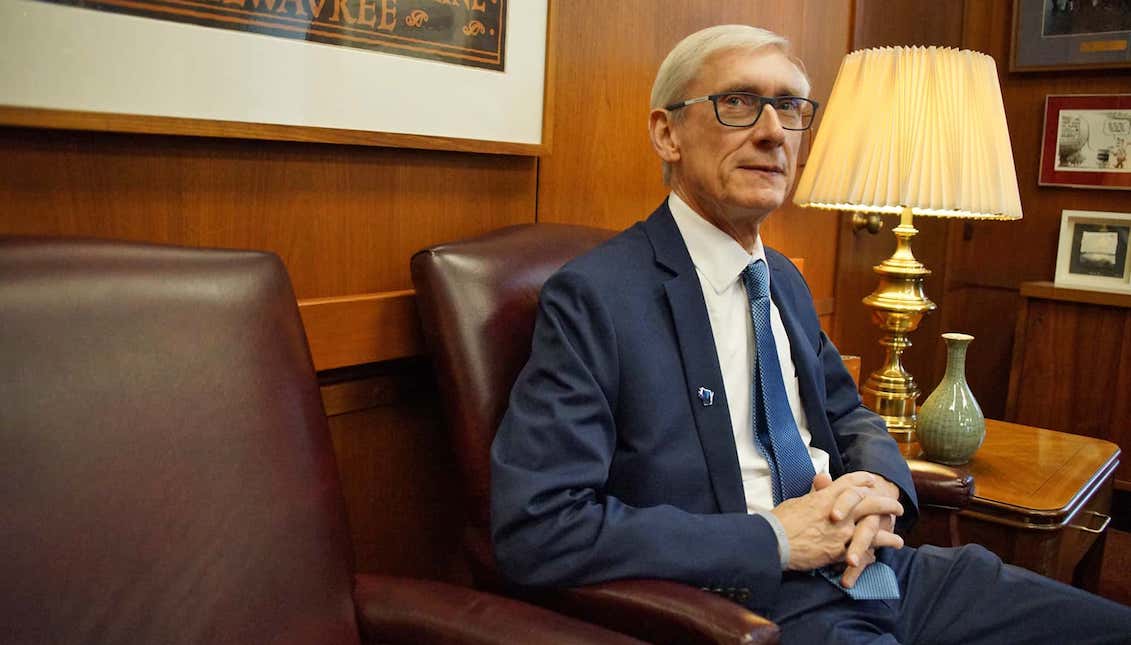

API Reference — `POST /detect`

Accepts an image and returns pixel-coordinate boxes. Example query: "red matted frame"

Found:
[1039,94,1131,191]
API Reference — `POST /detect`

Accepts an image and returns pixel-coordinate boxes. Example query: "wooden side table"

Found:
[903,419,1119,591]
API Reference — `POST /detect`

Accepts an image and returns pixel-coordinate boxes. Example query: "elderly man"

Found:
[490,24,1131,643]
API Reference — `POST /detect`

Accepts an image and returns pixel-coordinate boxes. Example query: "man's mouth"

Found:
[739,164,784,174]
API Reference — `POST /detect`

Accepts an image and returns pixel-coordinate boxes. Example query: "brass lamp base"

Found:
[860,207,936,442]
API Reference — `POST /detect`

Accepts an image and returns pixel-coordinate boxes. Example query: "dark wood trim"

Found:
[540,0,558,154]
[300,290,834,375]
[298,290,424,371]
[1004,293,1030,420]
[0,106,545,156]
[1020,281,1131,309]
[961,459,1119,530]
[321,373,405,417]
[319,358,433,417]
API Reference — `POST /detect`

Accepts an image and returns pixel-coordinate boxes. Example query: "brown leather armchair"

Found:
[0,237,640,645]
[411,223,975,645]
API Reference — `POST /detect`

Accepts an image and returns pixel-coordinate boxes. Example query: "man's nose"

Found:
[750,105,787,146]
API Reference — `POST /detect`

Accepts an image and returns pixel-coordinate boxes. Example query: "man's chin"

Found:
[729,190,786,214]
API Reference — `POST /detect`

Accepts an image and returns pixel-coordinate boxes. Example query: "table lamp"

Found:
[793,46,1022,441]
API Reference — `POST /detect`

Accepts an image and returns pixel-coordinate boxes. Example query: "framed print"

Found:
[0,0,550,154]
[1039,95,1131,190]
[1012,0,1131,72]
[1055,210,1131,293]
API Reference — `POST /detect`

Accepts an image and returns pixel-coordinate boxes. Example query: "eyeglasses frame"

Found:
[664,92,820,131]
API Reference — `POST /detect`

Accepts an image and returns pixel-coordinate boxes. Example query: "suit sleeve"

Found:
[490,269,784,608]
[818,330,920,529]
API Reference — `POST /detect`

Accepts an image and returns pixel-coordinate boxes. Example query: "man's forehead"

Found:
[696,47,810,96]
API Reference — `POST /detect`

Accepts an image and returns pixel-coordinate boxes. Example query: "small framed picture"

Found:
[1012,0,1131,72]
[1055,210,1131,293]
[1039,95,1131,190]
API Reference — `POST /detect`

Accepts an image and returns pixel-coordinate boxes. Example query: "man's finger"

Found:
[872,530,905,550]
[840,550,876,588]
[829,486,867,522]
[847,495,904,522]
[829,471,876,490]
[845,518,879,567]
[811,472,834,491]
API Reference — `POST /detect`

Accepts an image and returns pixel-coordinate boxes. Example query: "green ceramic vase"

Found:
[918,332,985,465]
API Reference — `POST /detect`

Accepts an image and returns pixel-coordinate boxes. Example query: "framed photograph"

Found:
[1055,210,1131,293]
[1039,94,1131,190]
[0,0,550,154]
[1012,0,1131,72]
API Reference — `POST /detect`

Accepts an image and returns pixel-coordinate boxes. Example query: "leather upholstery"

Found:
[354,574,641,644]
[412,223,618,585]
[412,223,977,643]
[906,459,975,509]
[0,237,639,645]
[413,224,780,644]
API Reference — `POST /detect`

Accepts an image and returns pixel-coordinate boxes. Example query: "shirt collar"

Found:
[667,192,768,295]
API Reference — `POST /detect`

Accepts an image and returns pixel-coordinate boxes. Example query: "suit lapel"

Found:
[645,204,747,514]
[768,259,838,459]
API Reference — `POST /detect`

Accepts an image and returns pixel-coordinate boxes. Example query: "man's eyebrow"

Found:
[716,84,806,97]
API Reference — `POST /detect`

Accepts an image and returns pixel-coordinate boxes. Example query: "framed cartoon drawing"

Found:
[1039,95,1131,190]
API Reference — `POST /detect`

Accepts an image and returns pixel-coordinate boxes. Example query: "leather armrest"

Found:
[530,579,779,645]
[908,458,975,509]
[353,574,643,644]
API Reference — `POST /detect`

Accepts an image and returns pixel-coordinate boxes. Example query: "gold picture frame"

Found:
[0,0,553,155]
[1012,0,1131,72]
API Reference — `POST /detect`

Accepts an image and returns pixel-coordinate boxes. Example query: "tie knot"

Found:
[743,259,770,300]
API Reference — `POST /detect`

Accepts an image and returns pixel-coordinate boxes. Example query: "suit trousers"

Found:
[767,544,1131,644]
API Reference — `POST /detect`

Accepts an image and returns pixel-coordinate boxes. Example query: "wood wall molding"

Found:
[0,106,546,157]
[299,290,424,371]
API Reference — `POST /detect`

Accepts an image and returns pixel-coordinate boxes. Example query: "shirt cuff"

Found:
[755,511,790,570]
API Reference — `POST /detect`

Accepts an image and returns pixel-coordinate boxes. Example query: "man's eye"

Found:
[720,94,756,108]
[775,98,802,113]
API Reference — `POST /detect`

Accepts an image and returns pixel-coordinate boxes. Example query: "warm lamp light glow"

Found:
[794,46,1022,220]
[793,45,1022,441]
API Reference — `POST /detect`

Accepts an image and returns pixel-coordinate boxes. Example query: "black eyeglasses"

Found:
[664,92,819,131]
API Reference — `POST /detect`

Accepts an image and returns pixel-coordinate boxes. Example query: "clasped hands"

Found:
[770,471,904,588]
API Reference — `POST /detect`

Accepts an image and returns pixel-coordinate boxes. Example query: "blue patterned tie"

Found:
[742,260,900,601]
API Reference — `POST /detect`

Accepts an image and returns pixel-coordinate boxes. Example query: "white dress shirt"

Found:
[668,192,831,515]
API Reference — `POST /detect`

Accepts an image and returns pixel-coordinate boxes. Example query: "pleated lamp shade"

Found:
[794,46,1022,220]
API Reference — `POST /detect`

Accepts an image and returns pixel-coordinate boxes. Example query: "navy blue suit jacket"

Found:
[491,202,918,613]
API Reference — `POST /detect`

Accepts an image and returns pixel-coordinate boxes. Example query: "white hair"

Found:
[650,25,808,184]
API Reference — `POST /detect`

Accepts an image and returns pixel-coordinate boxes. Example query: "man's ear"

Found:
[648,109,681,163]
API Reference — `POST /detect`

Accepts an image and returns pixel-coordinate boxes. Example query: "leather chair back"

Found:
[0,238,359,644]
[411,224,616,587]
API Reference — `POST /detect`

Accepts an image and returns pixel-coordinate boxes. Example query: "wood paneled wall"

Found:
[0,2,855,579]
[540,0,852,325]
[952,0,1131,419]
